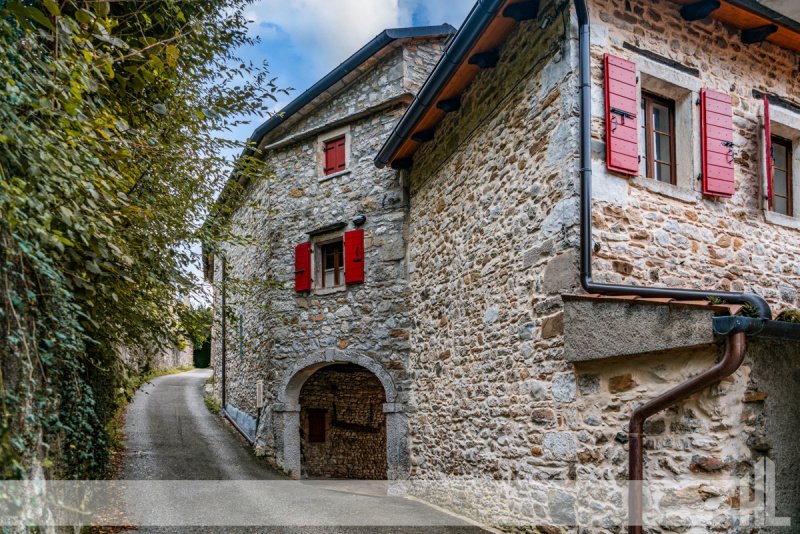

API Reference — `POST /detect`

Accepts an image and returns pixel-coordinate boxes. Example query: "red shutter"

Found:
[763,95,773,209]
[604,54,639,175]
[701,89,735,197]
[343,229,364,284]
[294,241,312,291]
[324,136,346,175]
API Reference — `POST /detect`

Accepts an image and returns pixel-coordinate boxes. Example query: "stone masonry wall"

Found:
[405,0,581,484]
[401,0,800,530]
[589,0,800,314]
[209,38,448,472]
[299,364,387,479]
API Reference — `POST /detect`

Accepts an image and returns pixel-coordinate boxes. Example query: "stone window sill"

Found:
[764,210,800,230]
[318,169,351,183]
[630,176,700,203]
[312,285,347,296]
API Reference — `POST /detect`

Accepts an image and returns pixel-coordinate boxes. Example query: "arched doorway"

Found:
[299,363,387,479]
[272,352,407,480]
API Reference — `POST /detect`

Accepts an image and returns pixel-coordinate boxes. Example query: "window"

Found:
[323,136,346,176]
[318,239,344,288]
[772,136,793,216]
[640,92,677,184]
[307,409,327,443]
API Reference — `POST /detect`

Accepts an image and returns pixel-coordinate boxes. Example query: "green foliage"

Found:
[776,309,800,324]
[0,0,281,478]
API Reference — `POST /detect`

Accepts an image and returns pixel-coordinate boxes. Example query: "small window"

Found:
[307,409,326,443]
[323,136,346,176]
[318,239,344,289]
[640,93,677,184]
[772,136,793,217]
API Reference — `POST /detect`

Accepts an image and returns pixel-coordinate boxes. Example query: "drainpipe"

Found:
[572,0,771,320]
[627,332,746,533]
[220,257,227,409]
[571,1,764,530]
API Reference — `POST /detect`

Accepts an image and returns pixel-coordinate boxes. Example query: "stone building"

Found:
[205,25,455,480]
[207,0,800,530]
[373,0,800,530]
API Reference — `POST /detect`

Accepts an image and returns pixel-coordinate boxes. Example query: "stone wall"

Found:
[208,37,448,474]
[588,0,800,314]
[405,1,580,482]
[400,0,800,529]
[299,364,387,479]
[118,341,193,374]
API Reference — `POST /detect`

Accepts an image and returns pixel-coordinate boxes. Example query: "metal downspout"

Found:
[571,1,761,530]
[627,332,747,533]
[220,258,227,409]
[572,0,771,320]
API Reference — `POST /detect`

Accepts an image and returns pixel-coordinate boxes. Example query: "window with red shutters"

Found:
[700,89,735,197]
[294,241,312,292]
[323,136,346,176]
[343,229,364,284]
[604,54,639,175]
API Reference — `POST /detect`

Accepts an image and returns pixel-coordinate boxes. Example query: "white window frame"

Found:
[761,104,800,228]
[310,231,347,295]
[632,56,703,202]
[316,125,351,181]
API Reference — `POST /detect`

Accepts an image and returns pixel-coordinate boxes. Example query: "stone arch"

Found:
[272,351,407,479]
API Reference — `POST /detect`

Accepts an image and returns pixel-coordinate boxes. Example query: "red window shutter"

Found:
[604,53,639,175]
[701,88,735,197]
[294,241,312,292]
[324,136,346,175]
[343,229,364,284]
[763,95,773,209]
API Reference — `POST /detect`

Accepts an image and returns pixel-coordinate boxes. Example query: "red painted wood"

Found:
[604,53,639,175]
[343,229,364,284]
[324,136,346,175]
[701,88,735,197]
[764,95,773,208]
[294,241,312,292]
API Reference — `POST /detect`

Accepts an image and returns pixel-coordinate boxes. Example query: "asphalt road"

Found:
[121,368,486,533]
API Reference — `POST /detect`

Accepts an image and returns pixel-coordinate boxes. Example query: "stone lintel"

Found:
[272,402,300,413]
[563,298,718,362]
[383,402,405,413]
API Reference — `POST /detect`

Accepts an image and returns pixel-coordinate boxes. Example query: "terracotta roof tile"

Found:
[561,293,743,316]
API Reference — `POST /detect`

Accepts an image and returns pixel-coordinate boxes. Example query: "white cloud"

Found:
[398,0,475,28]
[246,0,401,73]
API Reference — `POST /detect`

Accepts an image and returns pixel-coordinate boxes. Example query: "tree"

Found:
[0,0,282,478]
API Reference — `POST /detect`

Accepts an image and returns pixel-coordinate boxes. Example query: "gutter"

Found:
[374,0,507,168]
[627,331,747,533]
[245,24,456,162]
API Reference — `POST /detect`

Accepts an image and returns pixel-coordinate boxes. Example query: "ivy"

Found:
[0,0,282,479]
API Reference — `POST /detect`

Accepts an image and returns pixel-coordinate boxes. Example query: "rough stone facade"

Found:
[399,0,800,530]
[299,364,387,479]
[209,35,449,479]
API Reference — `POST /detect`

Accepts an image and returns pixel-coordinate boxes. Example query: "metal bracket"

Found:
[610,107,635,131]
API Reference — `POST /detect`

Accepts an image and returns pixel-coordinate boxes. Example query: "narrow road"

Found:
[122,369,485,533]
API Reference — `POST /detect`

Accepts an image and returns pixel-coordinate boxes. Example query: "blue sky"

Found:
[224,0,476,154]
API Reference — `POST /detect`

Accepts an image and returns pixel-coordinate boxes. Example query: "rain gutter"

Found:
[374,0,507,168]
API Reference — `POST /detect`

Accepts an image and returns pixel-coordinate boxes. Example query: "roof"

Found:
[375,0,800,169]
[241,24,456,159]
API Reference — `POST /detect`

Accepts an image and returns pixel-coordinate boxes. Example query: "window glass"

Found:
[320,240,344,288]
[771,136,792,217]
[641,93,676,184]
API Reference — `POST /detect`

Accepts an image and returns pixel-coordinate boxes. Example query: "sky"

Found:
[224,0,476,154]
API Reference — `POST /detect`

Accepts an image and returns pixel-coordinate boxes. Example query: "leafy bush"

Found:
[1,0,280,478]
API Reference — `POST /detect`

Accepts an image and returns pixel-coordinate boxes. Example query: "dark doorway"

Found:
[298,363,387,479]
